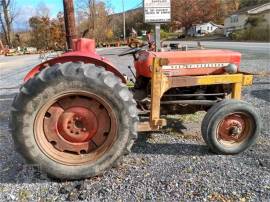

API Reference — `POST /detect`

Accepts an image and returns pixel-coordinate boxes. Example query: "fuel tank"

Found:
[134,50,241,78]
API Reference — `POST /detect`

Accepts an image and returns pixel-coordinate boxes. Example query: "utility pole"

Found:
[122,0,126,41]
[155,24,161,52]
[63,0,77,50]
[92,0,96,32]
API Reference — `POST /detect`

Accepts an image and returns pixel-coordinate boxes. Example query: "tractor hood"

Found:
[135,50,242,78]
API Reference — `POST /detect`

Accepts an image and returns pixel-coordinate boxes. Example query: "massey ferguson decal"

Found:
[162,63,230,69]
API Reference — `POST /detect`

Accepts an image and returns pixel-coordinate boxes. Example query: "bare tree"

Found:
[77,0,113,42]
[0,0,17,47]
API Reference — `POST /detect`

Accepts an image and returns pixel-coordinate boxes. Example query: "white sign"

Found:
[144,0,171,23]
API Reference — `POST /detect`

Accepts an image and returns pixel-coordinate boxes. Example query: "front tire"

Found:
[10,62,138,179]
[201,100,260,154]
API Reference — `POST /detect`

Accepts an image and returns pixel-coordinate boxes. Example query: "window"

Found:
[230,15,239,23]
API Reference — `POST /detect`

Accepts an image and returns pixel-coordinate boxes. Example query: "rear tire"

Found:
[10,62,138,180]
[201,100,260,154]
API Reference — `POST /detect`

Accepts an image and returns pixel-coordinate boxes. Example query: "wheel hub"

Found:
[217,113,250,144]
[57,107,98,143]
[40,95,114,157]
[229,125,242,136]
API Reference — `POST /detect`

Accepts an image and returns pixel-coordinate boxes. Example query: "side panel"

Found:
[135,50,242,78]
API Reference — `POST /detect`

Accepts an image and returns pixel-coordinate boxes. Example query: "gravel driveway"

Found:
[0,44,269,201]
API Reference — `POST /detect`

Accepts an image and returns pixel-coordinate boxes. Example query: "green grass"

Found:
[166,111,205,124]
[127,81,135,88]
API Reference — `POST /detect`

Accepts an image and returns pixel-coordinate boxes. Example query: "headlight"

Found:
[225,64,238,74]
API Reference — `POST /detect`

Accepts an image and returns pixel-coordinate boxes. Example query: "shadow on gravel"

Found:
[250,89,270,102]
[164,118,187,134]
[132,133,210,156]
[253,81,270,85]
[0,93,18,100]
[100,53,119,56]
[0,93,17,122]
[0,86,20,91]
[238,144,270,170]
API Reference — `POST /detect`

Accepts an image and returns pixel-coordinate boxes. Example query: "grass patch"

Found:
[167,111,205,124]
[127,81,134,88]
[162,112,205,141]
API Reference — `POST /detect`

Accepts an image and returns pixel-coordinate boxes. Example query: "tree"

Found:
[240,0,270,8]
[124,8,152,36]
[0,0,17,47]
[50,12,66,50]
[171,0,220,33]
[214,0,240,24]
[77,0,112,43]
[29,15,50,49]
[109,8,152,39]
[29,9,66,50]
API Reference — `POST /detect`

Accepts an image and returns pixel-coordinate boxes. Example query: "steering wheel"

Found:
[118,47,142,57]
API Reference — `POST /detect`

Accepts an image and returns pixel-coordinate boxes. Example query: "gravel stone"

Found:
[58,184,74,195]
[66,191,78,201]
[78,191,88,201]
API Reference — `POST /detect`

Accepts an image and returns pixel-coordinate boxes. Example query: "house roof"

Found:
[231,2,270,15]
[192,21,224,28]
[211,22,224,28]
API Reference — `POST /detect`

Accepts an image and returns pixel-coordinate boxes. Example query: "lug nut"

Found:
[82,128,87,132]
[230,126,241,136]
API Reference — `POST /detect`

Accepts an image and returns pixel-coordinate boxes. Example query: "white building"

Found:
[187,22,223,37]
[224,3,270,36]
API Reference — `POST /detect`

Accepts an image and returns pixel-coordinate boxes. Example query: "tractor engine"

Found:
[134,49,242,115]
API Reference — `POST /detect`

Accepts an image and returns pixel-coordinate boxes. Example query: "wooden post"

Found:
[150,58,169,128]
[232,82,242,100]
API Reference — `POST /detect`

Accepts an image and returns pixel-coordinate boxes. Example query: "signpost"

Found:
[144,0,171,51]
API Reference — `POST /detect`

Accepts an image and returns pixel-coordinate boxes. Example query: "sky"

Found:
[14,0,141,30]
[16,0,142,17]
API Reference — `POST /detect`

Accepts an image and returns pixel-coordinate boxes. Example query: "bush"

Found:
[246,16,265,27]
[160,30,170,40]
[160,30,179,40]
[231,26,270,42]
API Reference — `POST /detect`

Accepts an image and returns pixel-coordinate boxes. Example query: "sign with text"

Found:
[144,0,171,23]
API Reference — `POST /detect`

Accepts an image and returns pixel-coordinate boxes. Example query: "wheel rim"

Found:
[217,112,253,147]
[34,90,118,166]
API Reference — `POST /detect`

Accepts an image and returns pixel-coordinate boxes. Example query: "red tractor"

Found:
[10,38,260,179]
